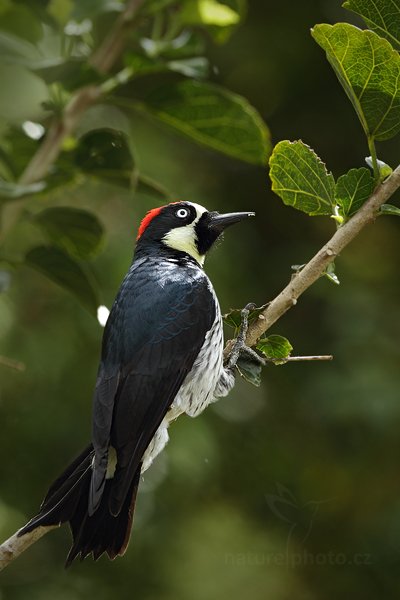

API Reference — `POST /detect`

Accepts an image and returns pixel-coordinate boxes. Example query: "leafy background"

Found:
[1,0,400,599]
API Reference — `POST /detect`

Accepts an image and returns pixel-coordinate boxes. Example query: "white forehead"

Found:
[185,202,208,219]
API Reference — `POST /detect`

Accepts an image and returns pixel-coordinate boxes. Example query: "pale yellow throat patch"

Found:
[162,222,205,266]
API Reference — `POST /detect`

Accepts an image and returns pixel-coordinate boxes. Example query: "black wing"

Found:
[90,257,216,516]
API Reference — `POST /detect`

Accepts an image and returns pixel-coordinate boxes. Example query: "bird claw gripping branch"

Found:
[226,303,266,371]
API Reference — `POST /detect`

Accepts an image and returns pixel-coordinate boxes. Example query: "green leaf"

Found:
[335,167,375,217]
[236,354,262,386]
[74,128,134,187]
[0,25,70,71]
[179,0,245,43]
[124,51,164,72]
[76,104,131,139]
[143,0,178,13]
[135,174,172,201]
[137,30,207,61]
[223,310,243,330]
[343,0,400,50]
[142,80,271,165]
[324,261,340,285]
[312,23,400,141]
[25,246,98,314]
[257,335,293,363]
[0,3,43,44]
[70,0,124,21]
[0,64,49,124]
[34,207,105,260]
[269,140,335,215]
[47,0,74,27]
[0,179,46,201]
[129,45,209,78]
[181,0,240,26]
[380,203,400,216]
[0,30,37,66]
[167,57,209,79]
[223,304,268,332]
[365,155,393,179]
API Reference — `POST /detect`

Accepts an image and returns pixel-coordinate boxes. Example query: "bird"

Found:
[19,201,255,565]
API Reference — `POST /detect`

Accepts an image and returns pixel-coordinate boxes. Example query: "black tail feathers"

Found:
[18,445,141,566]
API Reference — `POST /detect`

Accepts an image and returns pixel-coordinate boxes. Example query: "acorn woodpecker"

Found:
[19,201,254,565]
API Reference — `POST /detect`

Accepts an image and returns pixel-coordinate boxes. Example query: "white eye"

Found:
[176,208,189,219]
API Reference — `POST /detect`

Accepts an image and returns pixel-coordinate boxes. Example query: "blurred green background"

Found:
[1,0,400,599]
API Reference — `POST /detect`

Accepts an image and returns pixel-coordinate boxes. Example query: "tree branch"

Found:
[19,0,145,186]
[19,86,101,186]
[89,0,146,74]
[0,0,145,244]
[224,164,400,357]
[266,355,333,363]
[0,526,57,572]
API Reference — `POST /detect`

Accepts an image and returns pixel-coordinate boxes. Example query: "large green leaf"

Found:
[135,174,173,202]
[269,140,335,215]
[312,23,400,141]
[236,354,262,386]
[0,30,38,66]
[25,246,99,314]
[34,207,105,260]
[335,167,375,217]
[0,25,66,71]
[0,64,49,124]
[142,80,271,165]
[344,0,400,50]
[74,129,135,187]
[0,3,43,44]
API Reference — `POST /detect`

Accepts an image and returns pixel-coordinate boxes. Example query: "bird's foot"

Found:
[226,303,266,370]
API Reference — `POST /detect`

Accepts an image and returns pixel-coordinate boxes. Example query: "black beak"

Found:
[208,211,255,233]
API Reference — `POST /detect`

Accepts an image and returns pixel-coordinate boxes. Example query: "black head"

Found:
[136,201,254,264]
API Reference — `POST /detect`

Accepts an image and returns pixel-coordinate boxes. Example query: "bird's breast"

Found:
[171,307,224,419]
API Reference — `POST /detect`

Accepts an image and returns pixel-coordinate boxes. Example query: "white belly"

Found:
[141,315,224,472]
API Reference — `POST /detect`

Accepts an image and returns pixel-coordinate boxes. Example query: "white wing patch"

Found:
[162,202,207,266]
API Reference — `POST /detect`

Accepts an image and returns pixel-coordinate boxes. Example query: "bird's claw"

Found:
[226,303,265,370]
[238,345,266,366]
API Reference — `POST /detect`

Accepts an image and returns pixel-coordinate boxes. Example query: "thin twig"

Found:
[242,165,400,348]
[268,355,333,363]
[224,165,400,357]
